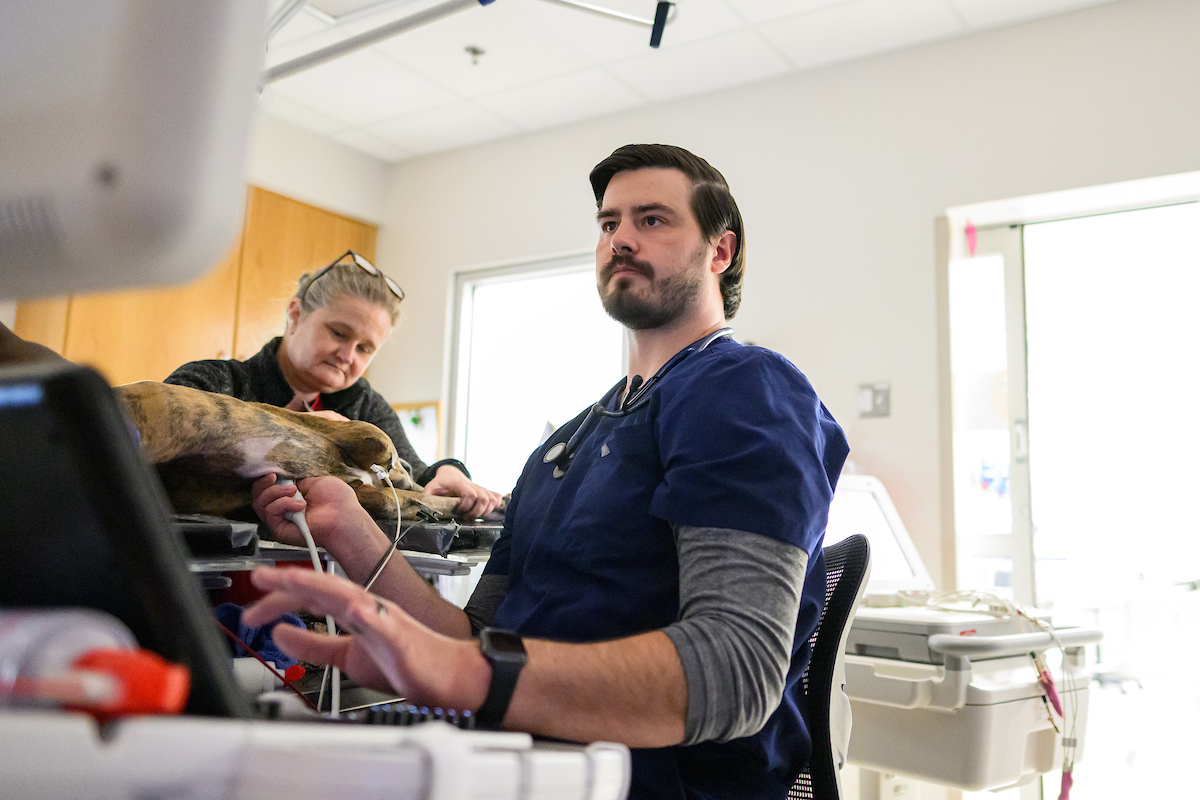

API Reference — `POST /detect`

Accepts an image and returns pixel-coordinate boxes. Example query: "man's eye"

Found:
[644,216,661,226]
[601,220,617,232]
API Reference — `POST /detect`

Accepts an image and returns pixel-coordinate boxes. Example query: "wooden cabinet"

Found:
[57,236,243,386]
[12,186,377,385]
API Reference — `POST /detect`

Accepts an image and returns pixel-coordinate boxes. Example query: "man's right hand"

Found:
[250,472,474,640]
[251,473,367,551]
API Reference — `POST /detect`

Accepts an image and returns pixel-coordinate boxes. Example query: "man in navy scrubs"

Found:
[247,144,850,800]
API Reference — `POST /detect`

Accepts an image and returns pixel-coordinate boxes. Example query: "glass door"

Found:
[950,202,1200,798]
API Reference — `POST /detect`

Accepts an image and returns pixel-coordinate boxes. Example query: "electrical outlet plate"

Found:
[857,382,891,418]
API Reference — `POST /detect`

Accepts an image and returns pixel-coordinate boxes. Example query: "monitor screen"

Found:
[824,474,933,592]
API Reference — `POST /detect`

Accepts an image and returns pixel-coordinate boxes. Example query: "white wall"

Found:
[368,0,1200,584]
[247,113,389,224]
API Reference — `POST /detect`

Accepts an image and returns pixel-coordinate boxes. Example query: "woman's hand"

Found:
[251,473,370,550]
[306,409,350,422]
[284,392,349,422]
[243,566,489,707]
[423,466,504,520]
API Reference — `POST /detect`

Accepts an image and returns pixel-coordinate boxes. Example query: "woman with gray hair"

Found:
[167,250,502,520]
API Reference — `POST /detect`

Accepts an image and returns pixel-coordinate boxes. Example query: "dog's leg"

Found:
[352,482,460,520]
[258,407,415,490]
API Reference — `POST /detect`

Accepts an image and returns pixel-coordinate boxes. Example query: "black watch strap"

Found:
[475,628,526,729]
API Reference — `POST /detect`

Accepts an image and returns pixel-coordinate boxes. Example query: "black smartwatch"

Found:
[475,628,526,729]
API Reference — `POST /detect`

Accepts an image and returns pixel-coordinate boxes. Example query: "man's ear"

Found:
[710,230,736,275]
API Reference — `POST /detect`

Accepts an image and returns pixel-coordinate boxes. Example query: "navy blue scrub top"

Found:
[487,336,849,800]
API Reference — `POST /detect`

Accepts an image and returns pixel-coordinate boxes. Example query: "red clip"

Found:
[69,648,191,722]
[1057,769,1073,800]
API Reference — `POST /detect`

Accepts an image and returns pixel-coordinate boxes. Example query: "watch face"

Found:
[483,628,526,657]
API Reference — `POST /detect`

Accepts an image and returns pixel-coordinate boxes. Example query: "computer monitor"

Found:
[0,362,252,718]
[824,473,934,594]
[0,0,266,300]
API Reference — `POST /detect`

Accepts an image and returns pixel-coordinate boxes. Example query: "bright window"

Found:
[449,258,625,495]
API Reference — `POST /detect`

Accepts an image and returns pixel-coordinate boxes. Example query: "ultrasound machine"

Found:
[0,3,628,798]
[824,475,1101,795]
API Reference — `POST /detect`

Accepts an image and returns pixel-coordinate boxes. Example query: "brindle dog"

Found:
[115,381,459,521]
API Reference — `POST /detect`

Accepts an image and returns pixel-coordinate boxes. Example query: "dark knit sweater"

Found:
[165,338,455,484]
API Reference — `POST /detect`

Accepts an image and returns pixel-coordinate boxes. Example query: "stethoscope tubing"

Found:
[543,327,733,477]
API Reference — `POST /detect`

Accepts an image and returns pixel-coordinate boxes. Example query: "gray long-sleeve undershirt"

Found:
[462,525,807,745]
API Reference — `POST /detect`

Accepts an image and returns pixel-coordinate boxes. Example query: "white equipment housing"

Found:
[0,710,630,800]
[824,474,1101,792]
[0,0,266,300]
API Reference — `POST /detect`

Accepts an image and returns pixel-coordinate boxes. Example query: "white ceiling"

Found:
[263,0,1122,163]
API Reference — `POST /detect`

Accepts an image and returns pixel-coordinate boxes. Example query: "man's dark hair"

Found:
[589,144,746,319]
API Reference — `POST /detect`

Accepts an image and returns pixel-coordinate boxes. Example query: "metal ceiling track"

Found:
[263,0,677,84]
[537,0,677,31]
[264,0,485,83]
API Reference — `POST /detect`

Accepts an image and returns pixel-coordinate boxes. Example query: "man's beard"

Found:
[598,246,706,330]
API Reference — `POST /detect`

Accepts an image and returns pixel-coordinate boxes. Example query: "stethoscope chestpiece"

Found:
[543,441,569,478]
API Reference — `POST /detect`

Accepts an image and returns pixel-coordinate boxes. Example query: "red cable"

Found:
[214,620,319,713]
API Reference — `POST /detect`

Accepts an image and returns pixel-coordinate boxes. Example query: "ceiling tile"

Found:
[262,0,1126,160]
[332,127,414,162]
[373,1,594,97]
[760,0,965,71]
[270,48,458,126]
[729,0,856,25]
[950,0,1119,29]
[269,8,334,48]
[364,101,522,155]
[267,16,351,67]
[477,68,647,131]
[520,0,747,63]
[605,28,792,102]
[262,92,349,136]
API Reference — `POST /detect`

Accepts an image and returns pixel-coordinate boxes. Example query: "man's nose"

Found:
[609,220,636,253]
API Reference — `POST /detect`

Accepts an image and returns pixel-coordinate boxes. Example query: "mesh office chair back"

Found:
[789,533,871,800]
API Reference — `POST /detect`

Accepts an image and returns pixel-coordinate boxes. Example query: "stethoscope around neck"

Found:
[543,327,733,478]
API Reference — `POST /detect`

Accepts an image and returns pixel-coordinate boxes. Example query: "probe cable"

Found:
[275,478,341,716]
[275,468,434,716]
[363,463,450,592]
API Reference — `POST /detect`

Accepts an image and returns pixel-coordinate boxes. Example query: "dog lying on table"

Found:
[115,381,460,521]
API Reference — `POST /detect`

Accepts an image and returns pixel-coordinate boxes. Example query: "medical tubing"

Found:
[364,465,409,592]
[275,478,339,716]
